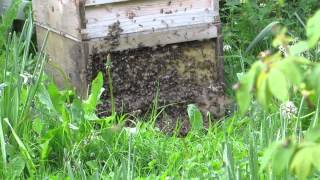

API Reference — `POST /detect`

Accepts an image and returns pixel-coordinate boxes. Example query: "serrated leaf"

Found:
[187,104,203,132]
[268,68,289,102]
[306,10,320,47]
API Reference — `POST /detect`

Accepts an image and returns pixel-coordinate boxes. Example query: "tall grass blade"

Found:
[19,30,49,126]
[312,97,320,128]
[67,161,75,180]
[0,0,22,48]
[0,117,6,169]
[248,134,258,180]
[245,21,279,53]
[4,118,35,175]
[223,142,236,180]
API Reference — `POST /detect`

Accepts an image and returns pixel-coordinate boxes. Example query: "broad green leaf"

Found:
[271,143,295,175]
[236,62,261,114]
[32,118,43,135]
[289,41,309,55]
[268,68,289,102]
[83,72,104,120]
[86,160,99,171]
[260,143,278,172]
[309,65,320,95]
[7,156,25,178]
[37,85,55,112]
[305,128,320,142]
[187,104,204,132]
[290,146,315,179]
[277,57,302,86]
[47,82,66,114]
[306,10,320,47]
[4,118,35,174]
[257,72,269,108]
[311,145,320,171]
[40,128,61,161]
[236,87,251,115]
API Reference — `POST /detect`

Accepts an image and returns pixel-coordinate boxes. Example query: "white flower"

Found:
[223,44,232,52]
[125,127,138,135]
[20,72,33,84]
[0,83,6,95]
[280,101,297,119]
[278,45,288,57]
[69,123,79,130]
[90,152,95,158]
[292,37,300,44]
[259,3,266,7]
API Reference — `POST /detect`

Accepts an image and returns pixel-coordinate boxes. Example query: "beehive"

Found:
[32,0,225,123]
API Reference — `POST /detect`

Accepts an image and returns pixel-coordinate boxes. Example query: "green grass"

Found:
[0,0,320,179]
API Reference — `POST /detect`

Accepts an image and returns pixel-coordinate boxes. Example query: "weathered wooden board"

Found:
[36,26,88,96]
[88,23,218,52]
[32,0,82,40]
[83,0,218,38]
[86,0,129,6]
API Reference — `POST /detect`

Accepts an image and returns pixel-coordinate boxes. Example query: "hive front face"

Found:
[83,0,225,125]
[33,0,225,127]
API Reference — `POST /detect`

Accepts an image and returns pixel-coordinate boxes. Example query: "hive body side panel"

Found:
[32,0,82,40]
[82,0,220,48]
[36,26,88,96]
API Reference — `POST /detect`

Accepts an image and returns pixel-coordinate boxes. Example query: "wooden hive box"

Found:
[33,0,225,125]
